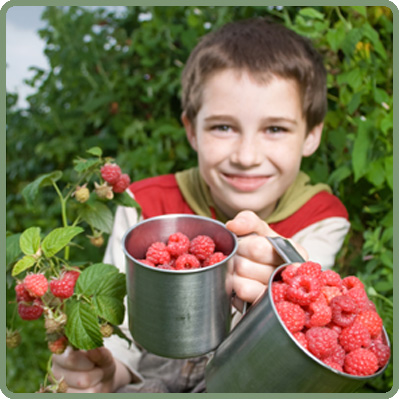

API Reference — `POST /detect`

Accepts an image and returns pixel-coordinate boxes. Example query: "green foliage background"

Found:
[6,6,393,393]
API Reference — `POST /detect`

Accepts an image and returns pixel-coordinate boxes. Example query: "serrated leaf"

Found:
[6,233,22,268]
[86,146,102,157]
[21,171,63,207]
[12,255,37,276]
[65,299,104,350]
[76,263,126,325]
[93,274,126,325]
[79,202,114,234]
[42,226,84,258]
[75,263,119,295]
[19,227,41,256]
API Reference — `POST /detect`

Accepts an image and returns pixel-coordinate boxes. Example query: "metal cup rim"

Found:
[122,213,238,274]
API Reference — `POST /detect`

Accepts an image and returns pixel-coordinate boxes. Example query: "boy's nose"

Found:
[230,135,263,168]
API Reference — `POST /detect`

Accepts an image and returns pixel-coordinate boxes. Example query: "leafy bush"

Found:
[6,6,393,393]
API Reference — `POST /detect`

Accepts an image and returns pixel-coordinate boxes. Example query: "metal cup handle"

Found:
[238,235,305,315]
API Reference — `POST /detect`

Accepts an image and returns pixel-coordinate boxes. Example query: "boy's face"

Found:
[182,69,323,220]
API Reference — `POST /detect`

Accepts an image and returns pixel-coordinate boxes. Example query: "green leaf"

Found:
[298,7,324,20]
[6,233,22,268]
[19,227,41,256]
[114,192,142,218]
[93,273,126,325]
[42,226,84,258]
[79,201,114,234]
[73,158,100,173]
[75,263,119,295]
[21,171,63,207]
[12,255,37,276]
[385,156,393,190]
[351,6,367,17]
[352,121,371,181]
[326,22,346,51]
[365,159,385,187]
[65,299,104,350]
[86,146,103,157]
[76,263,126,325]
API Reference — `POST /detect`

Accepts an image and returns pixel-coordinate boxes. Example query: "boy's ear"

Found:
[181,112,198,151]
[302,123,324,157]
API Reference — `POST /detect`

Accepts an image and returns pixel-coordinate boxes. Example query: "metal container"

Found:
[205,263,391,393]
[123,214,238,359]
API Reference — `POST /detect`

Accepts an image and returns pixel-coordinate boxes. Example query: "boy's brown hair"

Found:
[181,17,327,132]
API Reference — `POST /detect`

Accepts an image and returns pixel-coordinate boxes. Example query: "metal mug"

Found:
[205,261,391,393]
[123,214,238,359]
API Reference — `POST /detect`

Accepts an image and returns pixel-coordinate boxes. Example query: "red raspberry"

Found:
[203,252,227,267]
[369,340,390,368]
[324,343,346,367]
[146,242,171,265]
[189,235,215,261]
[63,269,81,284]
[112,173,131,193]
[330,295,358,327]
[305,327,339,359]
[101,163,121,184]
[355,310,383,338]
[167,232,190,257]
[15,283,35,302]
[308,300,332,327]
[48,336,68,354]
[293,331,308,350]
[296,261,322,280]
[175,254,201,270]
[50,277,76,299]
[326,322,342,336]
[321,286,341,304]
[275,301,306,333]
[339,322,371,352]
[18,299,43,320]
[342,275,364,291]
[320,269,342,287]
[344,348,379,376]
[281,264,298,284]
[24,273,48,298]
[323,358,343,372]
[271,281,288,303]
[285,274,321,306]
[346,287,369,311]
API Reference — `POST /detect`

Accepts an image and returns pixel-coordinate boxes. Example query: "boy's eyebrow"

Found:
[204,115,298,126]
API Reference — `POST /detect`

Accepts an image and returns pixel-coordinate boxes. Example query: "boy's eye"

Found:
[267,126,287,133]
[212,124,231,132]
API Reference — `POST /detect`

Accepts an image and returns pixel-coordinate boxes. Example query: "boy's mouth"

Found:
[221,173,270,192]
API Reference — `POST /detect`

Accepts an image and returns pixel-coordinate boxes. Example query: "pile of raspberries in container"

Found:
[138,232,227,270]
[272,261,390,377]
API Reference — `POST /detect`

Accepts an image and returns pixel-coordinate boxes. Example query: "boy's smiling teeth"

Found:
[221,173,270,192]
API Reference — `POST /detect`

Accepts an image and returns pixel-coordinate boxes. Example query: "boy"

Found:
[52,17,350,393]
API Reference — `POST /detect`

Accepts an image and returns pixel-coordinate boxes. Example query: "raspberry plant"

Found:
[7,146,141,392]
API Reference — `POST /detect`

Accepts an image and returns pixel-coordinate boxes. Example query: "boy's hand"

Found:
[52,346,131,393]
[226,211,308,309]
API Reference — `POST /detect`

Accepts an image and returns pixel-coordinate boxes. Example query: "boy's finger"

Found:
[226,210,277,237]
[233,255,275,284]
[52,347,95,371]
[86,347,114,368]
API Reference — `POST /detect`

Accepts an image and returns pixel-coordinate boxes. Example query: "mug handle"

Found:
[239,235,305,315]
